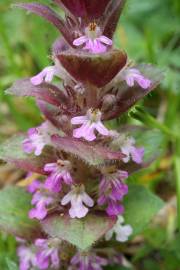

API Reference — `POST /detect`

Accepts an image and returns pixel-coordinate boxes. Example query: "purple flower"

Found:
[106,200,124,216]
[61,185,94,218]
[35,238,61,270]
[27,179,42,193]
[70,252,108,270]
[29,191,54,220]
[31,65,57,86]
[71,109,109,141]
[17,245,37,270]
[121,68,151,89]
[98,170,128,216]
[23,121,58,156]
[30,60,73,86]
[73,22,112,54]
[105,216,133,242]
[120,137,144,164]
[44,160,73,193]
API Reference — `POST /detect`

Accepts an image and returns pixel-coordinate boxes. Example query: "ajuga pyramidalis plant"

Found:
[1,1,164,269]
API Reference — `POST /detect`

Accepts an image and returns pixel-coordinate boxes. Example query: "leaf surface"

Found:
[0,186,40,239]
[124,184,164,235]
[52,135,125,166]
[42,213,116,250]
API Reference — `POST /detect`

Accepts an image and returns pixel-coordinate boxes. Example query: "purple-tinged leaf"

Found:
[37,100,62,128]
[57,49,127,87]
[52,135,125,166]
[54,0,111,19]
[14,3,73,46]
[102,0,127,38]
[0,186,41,240]
[37,100,72,135]
[103,64,164,120]
[0,135,57,174]
[42,213,116,250]
[6,79,68,107]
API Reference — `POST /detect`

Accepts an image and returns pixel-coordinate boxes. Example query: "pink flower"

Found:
[120,137,144,164]
[29,191,54,220]
[69,252,108,270]
[71,109,109,141]
[44,160,73,193]
[61,185,94,218]
[30,60,73,86]
[27,179,42,193]
[73,22,112,54]
[105,216,133,242]
[122,68,151,89]
[35,238,61,270]
[23,121,58,156]
[17,245,37,270]
[30,66,57,86]
[106,201,124,216]
[98,170,128,217]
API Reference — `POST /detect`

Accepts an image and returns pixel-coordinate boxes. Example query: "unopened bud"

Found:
[102,94,116,111]
[74,83,85,95]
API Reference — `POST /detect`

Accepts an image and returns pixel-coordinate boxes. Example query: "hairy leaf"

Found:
[124,184,164,235]
[14,3,73,45]
[0,186,40,239]
[37,100,62,128]
[42,213,116,250]
[102,0,127,38]
[6,79,68,107]
[55,0,110,19]
[57,49,127,87]
[0,135,56,174]
[52,135,125,166]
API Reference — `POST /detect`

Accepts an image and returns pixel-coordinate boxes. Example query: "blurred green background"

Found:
[0,0,180,269]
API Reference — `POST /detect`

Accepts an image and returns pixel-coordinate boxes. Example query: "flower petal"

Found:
[95,122,109,136]
[98,35,113,45]
[61,192,72,205]
[71,116,88,125]
[82,192,94,207]
[73,36,88,46]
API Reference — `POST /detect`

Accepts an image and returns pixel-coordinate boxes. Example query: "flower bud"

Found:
[102,94,116,112]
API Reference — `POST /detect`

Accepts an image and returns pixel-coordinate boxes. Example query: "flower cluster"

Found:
[7,0,162,269]
[17,238,61,270]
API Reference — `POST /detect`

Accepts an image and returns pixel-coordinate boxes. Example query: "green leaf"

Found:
[0,134,56,174]
[0,186,40,239]
[5,258,18,270]
[133,128,165,164]
[105,267,132,270]
[42,213,116,250]
[124,184,164,235]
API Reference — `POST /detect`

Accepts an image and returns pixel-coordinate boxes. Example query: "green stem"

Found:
[175,139,180,231]
[130,107,180,140]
